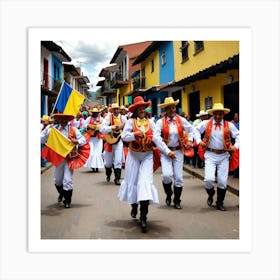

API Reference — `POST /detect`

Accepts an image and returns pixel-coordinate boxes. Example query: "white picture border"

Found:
[1,0,279,279]
[28,27,252,253]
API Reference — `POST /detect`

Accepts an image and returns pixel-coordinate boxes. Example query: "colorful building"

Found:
[130,40,239,121]
[41,41,91,116]
[108,41,152,106]
[173,41,239,121]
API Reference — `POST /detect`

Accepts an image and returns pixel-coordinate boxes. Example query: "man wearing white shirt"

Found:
[195,103,240,211]
[153,97,200,209]
[100,103,127,185]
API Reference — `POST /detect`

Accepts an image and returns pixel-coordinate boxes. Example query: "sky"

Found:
[54,40,136,93]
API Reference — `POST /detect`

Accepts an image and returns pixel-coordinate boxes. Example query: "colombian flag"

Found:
[55,82,85,116]
[41,127,75,166]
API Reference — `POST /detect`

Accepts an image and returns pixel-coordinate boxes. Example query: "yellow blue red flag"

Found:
[55,82,85,116]
[41,127,75,166]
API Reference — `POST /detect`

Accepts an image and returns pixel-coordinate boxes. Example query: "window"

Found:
[161,51,166,66]
[151,59,154,72]
[181,41,189,62]
[194,41,204,54]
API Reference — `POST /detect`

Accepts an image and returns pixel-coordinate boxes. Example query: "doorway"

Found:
[223,82,239,121]
[189,91,200,121]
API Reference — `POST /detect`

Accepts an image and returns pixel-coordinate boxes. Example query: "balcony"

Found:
[110,72,129,89]
[41,72,63,95]
[132,77,146,90]
[100,80,117,96]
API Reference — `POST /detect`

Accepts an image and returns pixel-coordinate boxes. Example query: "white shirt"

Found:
[195,119,240,149]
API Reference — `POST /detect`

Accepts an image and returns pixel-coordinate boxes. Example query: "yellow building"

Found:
[173,41,239,121]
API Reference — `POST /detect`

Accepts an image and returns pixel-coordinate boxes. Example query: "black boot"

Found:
[173,186,182,209]
[139,200,149,233]
[130,203,138,218]
[114,168,121,185]
[105,167,112,182]
[162,182,173,206]
[63,189,73,208]
[206,188,215,207]
[216,188,226,211]
[55,184,63,203]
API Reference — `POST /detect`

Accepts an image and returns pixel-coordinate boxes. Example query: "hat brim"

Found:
[207,108,230,115]
[52,113,75,120]
[158,99,179,109]
[196,113,208,117]
[129,102,151,113]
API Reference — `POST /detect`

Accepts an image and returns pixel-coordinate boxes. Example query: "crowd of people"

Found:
[41,99,240,232]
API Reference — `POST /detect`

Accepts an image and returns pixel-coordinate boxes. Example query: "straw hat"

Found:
[158,97,179,109]
[120,105,127,110]
[41,115,50,121]
[207,103,230,115]
[111,103,120,109]
[196,110,208,117]
[129,96,151,113]
[100,105,108,111]
[52,113,75,121]
[91,107,100,113]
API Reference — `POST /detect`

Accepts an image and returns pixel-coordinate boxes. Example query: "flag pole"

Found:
[51,80,65,115]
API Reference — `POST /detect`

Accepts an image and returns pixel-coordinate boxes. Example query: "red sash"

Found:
[198,120,239,171]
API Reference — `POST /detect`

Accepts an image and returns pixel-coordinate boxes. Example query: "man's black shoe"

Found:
[207,196,213,206]
[140,220,147,233]
[57,194,63,203]
[114,178,120,185]
[216,203,226,211]
[165,196,171,206]
[174,202,182,209]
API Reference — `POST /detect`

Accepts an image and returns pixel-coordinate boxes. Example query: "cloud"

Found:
[55,40,119,92]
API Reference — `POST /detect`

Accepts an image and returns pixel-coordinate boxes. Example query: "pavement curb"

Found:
[183,165,239,197]
[40,164,239,196]
[41,164,52,174]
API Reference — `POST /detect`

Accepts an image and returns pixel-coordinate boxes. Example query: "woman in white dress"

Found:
[84,108,105,172]
[118,96,159,233]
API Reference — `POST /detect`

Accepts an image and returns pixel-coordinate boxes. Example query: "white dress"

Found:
[84,116,104,169]
[118,118,159,205]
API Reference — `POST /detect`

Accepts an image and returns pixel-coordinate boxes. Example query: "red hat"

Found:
[52,113,75,121]
[129,96,151,113]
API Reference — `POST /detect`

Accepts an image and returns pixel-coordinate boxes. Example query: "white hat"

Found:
[196,110,208,117]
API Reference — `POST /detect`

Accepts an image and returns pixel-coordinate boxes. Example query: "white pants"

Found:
[160,149,184,187]
[54,160,74,191]
[104,140,124,169]
[204,151,230,190]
